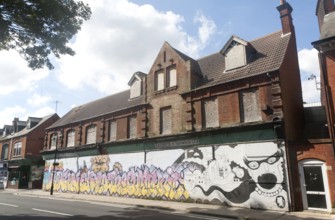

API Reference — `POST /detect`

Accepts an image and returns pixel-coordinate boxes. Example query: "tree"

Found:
[0,0,91,70]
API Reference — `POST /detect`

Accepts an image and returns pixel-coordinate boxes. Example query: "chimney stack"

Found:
[277,1,294,35]
[316,0,335,30]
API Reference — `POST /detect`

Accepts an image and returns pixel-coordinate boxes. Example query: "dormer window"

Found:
[130,78,142,99]
[128,72,146,99]
[221,36,256,71]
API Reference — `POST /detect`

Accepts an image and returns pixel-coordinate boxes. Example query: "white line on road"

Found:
[32,208,73,216]
[0,203,18,208]
[88,201,133,208]
[159,210,222,220]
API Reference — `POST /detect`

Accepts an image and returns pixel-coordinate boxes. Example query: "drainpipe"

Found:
[318,52,335,155]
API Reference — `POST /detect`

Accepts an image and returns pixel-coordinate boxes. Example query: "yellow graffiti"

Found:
[44,179,190,201]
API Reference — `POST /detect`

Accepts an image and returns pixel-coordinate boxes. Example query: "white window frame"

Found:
[13,142,22,157]
[298,159,332,212]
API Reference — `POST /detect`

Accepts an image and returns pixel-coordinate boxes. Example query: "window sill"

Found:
[167,85,178,91]
[154,89,165,95]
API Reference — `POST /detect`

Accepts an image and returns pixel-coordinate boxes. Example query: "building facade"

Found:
[41,1,304,211]
[288,0,335,213]
[0,114,59,189]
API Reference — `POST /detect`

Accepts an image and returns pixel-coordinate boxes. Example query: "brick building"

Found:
[41,1,304,211]
[288,0,335,213]
[0,114,59,189]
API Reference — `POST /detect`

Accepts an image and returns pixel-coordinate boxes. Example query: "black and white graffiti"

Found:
[183,142,288,211]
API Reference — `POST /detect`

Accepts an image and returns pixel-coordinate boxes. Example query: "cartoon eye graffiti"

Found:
[248,161,259,170]
[267,157,277,164]
[244,150,283,170]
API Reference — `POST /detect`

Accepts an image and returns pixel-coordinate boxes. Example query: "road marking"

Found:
[88,201,133,208]
[0,203,18,208]
[159,210,222,220]
[32,208,73,216]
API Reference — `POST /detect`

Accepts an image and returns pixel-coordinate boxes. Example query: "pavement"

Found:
[1,188,334,220]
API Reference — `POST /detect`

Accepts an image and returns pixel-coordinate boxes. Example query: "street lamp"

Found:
[308,74,321,90]
[50,133,62,195]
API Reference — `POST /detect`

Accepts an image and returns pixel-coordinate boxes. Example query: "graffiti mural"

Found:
[43,142,288,211]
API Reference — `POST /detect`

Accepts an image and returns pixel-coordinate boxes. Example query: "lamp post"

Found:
[50,133,61,195]
[308,74,321,90]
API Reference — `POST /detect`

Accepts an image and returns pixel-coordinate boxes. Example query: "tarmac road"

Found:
[0,191,231,220]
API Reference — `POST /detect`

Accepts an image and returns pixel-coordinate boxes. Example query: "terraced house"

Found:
[0,114,59,189]
[41,1,308,211]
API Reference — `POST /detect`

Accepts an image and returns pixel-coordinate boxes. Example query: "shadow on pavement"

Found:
[0,206,184,220]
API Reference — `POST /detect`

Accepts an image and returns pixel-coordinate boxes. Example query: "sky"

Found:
[0,0,322,128]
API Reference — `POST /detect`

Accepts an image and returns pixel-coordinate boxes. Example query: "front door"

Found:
[299,160,331,212]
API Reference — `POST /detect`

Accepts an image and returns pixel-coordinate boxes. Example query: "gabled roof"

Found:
[2,114,57,139]
[195,31,291,89]
[48,90,146,129]
[320,11,335,39]
[220,35,255,55]
[128,71,147,86]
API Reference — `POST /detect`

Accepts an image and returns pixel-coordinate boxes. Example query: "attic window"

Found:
[225,42,247,70]
[221,36,255,71]
[130,78,142,99]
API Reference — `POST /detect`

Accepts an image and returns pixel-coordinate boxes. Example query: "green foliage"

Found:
[0,0,91,70]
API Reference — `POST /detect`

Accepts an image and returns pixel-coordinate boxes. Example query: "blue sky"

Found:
[0,0,321,128]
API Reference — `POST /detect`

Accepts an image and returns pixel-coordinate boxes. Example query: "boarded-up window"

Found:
[66,130,75,147]
[240,89,262,123]
[109,120,117,141]
[203,98,219,128]
[50,134,57,149]
[13,142,22,157]
[160,107,172,134]
[167,67,177,87]
[86,125,96,144]
[225,43,247,70]
[130,78,142,99]
[155,71,165,91]
[128,116,137,139]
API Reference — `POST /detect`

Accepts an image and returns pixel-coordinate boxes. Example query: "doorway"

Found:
[298,160,331,212]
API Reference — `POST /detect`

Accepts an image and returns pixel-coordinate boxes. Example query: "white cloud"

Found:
[56,0,217,95]
[30,106,55,118]
[298,48,321,103]
[0,106,26,127]
[27,93,52,107]
[194,11,217,46]
[298,48,319,78]
[0,50,49,95]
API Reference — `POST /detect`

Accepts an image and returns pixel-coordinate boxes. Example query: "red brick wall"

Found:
[279,34,304,141]
[290,142,335,209]
[24,114,59,156]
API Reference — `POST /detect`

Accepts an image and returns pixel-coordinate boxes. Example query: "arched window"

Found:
[50,133,57,150]
[13,142,22,157]
[66,130,75,147]
[86,125,96,144]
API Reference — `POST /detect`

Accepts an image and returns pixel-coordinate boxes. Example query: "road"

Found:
[0,191,228,220]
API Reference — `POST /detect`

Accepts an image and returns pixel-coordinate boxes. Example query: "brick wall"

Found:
[290,142,335,210]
